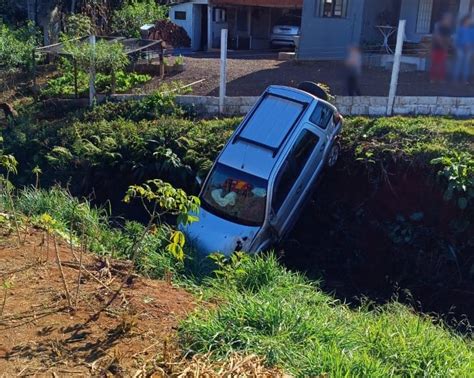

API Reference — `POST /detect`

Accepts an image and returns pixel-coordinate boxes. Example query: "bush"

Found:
[180,253,474,377]
[0,22,39,71]
[112,0,168,38]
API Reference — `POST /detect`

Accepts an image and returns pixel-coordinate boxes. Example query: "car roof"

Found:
[218,86,324,180]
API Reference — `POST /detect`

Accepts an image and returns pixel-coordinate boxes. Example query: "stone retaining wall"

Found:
[174,95,474,117]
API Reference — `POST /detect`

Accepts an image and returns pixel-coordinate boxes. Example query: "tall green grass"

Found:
[180,254,474,377]
[0,187,180,278]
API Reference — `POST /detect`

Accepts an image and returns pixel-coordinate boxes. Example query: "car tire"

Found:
[297,81,329,101]
[327,142,340,168]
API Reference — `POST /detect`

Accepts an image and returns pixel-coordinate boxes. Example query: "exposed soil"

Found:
[0,230,195,376]
[153,53,474,97]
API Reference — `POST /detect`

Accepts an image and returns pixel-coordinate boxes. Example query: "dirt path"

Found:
[0,231,195,376]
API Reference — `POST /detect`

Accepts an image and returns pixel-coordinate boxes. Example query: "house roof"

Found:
[209,0,302,8]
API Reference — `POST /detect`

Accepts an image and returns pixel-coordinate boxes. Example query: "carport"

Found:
[208,0,302,50]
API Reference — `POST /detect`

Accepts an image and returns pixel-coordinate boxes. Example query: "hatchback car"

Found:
[183,83,343,255]
[270,15,301,48]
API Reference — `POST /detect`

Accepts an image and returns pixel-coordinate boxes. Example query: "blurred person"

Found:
[453,15,474,83]
[430,13,454,83]
[345,45,362,96]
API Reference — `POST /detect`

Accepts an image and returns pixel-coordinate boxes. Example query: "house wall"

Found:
[170,0,208,50]
[298,0,366,60]
[361,0,401,45]
[401,0,471,42]
[400,0,422,42]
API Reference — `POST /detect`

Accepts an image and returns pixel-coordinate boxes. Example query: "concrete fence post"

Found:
[219,29,228,115]
[387,20,406,116]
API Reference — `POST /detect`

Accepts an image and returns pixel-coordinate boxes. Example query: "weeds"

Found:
[180,253,474,377]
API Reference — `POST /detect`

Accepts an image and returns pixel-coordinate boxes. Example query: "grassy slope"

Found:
[180,254,474,377]
[2,98,474,376]
[4,187,474,377]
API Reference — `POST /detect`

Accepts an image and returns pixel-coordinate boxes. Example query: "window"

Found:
[272,130,320,212]
[309,103,333,129]
[201,164,268,226]
[416,0,433,34]
[320,0,348,18]
[174,11,186,20]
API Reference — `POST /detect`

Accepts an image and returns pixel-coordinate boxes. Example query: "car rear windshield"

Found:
[275,16,301,26]
[201,163,268,227]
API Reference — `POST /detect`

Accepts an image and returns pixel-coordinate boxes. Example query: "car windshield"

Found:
[201,163,268,226]
[276,16,301,26]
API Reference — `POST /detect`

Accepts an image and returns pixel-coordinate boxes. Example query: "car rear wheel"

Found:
[327,142,340,168]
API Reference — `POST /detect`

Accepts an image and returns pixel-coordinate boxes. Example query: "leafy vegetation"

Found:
[343,116,474,210]
[4,96,237,190]
[42,66,151,96]
[41,39,151,96]
[0,22,39,71]
[180,253,474,377]
[111,0,168,38]
[0,185,191,279]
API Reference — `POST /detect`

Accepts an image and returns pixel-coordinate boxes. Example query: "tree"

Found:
[111,0,168,38]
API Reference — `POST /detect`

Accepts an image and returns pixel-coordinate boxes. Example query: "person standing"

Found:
[345,45,362,96]
[453,15,474,83]
[430,13,454,83]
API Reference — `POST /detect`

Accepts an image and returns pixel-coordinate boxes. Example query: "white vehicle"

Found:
[184,83,343,255]
[270,15,301,48]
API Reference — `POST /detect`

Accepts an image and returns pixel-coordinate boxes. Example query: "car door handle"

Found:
[320,143,326,152]
[295,185,303,195]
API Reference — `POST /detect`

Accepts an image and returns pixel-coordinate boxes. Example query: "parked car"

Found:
[183,83,343,255]
[270,15,301,48]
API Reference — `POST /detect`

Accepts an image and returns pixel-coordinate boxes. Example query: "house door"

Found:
[236,8,251,49]
[200,5,208,50]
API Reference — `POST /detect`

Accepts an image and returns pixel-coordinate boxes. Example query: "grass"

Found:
[1,185,473,376]
[344,116,474,164]
[180,254,474,377]
[0,187,181,279]
[1,95,474,375]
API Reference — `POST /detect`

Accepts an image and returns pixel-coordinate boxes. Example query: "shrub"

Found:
[111,0,168,38]
[0,22,39,71]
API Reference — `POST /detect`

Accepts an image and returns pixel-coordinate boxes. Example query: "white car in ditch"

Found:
[184,83,343,255]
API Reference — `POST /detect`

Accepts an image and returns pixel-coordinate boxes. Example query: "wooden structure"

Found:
[33,36,165,98]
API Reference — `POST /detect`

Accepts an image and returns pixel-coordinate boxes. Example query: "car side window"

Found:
[309,102,333,129]
[272,129,320,212]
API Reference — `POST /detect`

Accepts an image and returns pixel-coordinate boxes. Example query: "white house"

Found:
[170,0,209,51]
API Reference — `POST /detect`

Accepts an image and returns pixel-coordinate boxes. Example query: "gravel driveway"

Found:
[149,52,474,97]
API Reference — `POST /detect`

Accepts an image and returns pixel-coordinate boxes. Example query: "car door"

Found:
[269,124,326,239]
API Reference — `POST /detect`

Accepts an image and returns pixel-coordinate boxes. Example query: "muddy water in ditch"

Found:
[281,164,473,333]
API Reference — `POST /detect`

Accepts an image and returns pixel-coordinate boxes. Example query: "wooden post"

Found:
[89,35,96,107]
[32,49,37,99]
[219,29,228,115]
[387,20,406,116]
[159,41,165,79]
[73,58,78,98]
